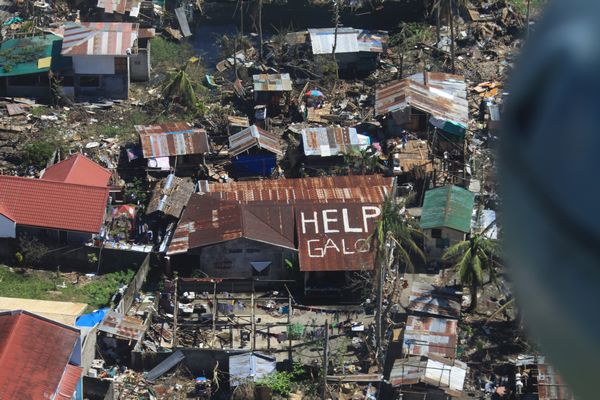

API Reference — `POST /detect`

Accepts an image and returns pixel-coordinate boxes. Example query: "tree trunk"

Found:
[469,282,478,311]
[332,0,340,81]
[526,0,531,38]
[258,0,263,60]
[240,0,244,36]
[436,5,441,43]
[448,0,455,74]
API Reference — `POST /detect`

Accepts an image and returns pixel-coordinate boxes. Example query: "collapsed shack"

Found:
[227,124,284,177]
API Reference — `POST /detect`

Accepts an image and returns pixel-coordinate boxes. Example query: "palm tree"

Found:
[372,197,425,353]
[161,57,200,109]
[442,233,500,311]
[343,147,383,175]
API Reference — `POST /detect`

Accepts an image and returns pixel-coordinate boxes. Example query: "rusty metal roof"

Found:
[61,22,139,56]
[403,315,457,359]
[199,175,394,204]
[301,126,369,157]
[408,72,467,99]
[390,354,467,397]
[97,0,141,16]
[167,194,296,255]
[146,174,195,218]
[537,358,575,400]
[137,122,210,158]
[228,125,284,157]
[98,310,145,341]
[374,74,468,127]
[407,281,461,319]
[252,73,292,92]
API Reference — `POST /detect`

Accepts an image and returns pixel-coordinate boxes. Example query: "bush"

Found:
[21,140,55,170]
[18,234,48,265]
[151,37,193,71]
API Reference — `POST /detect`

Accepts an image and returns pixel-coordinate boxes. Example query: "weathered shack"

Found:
[252,73,292,112]
[228,125,284,177]
[420,185,475,261]
[301,126,370,162]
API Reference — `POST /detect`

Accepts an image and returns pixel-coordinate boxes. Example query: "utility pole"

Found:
[287,290,292,362]
[212,281,217,347]
[331,0,340,80]
[449,0,456,74]
[251,280,256,351]
[173,273,178,347]
[322,319,329,399]
[258,0,263,61]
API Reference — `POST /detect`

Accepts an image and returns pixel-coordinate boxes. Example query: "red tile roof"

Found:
[0,175,108,233]
[0,310,81,400]
[41,153,112,187]
[56,364,84,400]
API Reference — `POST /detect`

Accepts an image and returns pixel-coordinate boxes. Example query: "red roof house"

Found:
[0,310,83,400]
[0,175,109,237]
[41,153,112,187]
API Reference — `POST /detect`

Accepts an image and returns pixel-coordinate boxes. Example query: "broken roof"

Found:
[168,194,296,255]
[229,125,284,157]
[406,281,461,319]
[403,315,458,359]
[97,310,144,341]
[61,22,139,56]
[252,73,292,92]
[374,73,469,127]
[301,126,369,157]
[199,175,393,204]
[0,310,81,400]
[420,185,475,233]
[308,28,388,55]
[0,34,63,77]
[97,0,141,17]
[537,357,575,400]
[391,140,433,173]
[0,175,108,233]
[146,174,195,218]
[137,122,211,158]
[41,153,112,187]
[389,354,467,397]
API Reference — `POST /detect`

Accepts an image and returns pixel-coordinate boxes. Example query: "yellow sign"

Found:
[37,57,52,69]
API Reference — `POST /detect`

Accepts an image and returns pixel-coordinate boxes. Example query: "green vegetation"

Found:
[257,362,305,396]
[21,140,56,169]
[0,265,135,310]
[150,37,194,71]
[508,0,543,15]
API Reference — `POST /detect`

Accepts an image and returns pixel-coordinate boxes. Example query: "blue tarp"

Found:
[76,308,110,327]
[232,154,277,176]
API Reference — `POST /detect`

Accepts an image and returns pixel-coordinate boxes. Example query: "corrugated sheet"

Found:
[403,315,457,359]
[167,195,296,255]
[309,28,359,54]
[391,140,433,173]
[230,352,277,386]
[61,22,139,56]
[56,364,83,400]
[147,175,195,218]
[229,125,284,157]
[420,185,475,233]
[295,202,380,272]
[407,281,461,319]
[200,175,393,204]
[537,358,575,400]
[374,74,469,127]
[98,310,144,341]
[97,0,141,16]
[252,73,292,92]
[357,29,388,53]
[390,354,467,397]
[137,122,210,158]
[302,126,369,157]
[408,72,467,99]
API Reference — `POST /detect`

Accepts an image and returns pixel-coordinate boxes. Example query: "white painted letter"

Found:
[342,208,362,233]
[301,211,319,234]
[355,238,370,253]
[323,238,340,255]
[362,206,382,232]
[322,209,339,233]
[307,240,323,257]
[341,238,355,254]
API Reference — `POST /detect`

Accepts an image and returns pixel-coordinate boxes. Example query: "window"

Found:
[79,75,100,87]
[431,228,442,239]
[114,57,128,74]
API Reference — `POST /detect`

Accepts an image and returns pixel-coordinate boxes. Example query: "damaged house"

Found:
[60,21,152,99]
[420,185,475,260]
[168,175,394,295]
[137,122,211,173]
[307,28,388,74]
[252,73,292,116]
[301,126,370,166]
[228,124,284,177]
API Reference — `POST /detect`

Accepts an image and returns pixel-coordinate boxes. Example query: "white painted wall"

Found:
[72,55,115,75]
[0,214,16,238]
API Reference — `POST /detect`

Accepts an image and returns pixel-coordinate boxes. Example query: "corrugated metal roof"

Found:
[137,122,210,158]
[420,185,475,233]
[97,0,141,16]
[0,310,80,400]
[147,175,195,218]
[301,126,369,157]
[167,194,296,255]
[403,315,457,359]
[407,281,461,319]
[537,358,575,400]
[295,202,380,272]
[252,73,292,92]
[61,22,138,56]
[98,310,145,341]
[408,72,467,99]
[357,29,388,53]
[200,175,393,204]
[374,74,469,127]
[308,28,388,55]
[390,354,467,397]
[229,125,284,157]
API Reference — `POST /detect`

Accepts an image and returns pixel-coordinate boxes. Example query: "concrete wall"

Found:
[115,253,152,314]
[130,48,150,82]
[75,73,129,100]
[424,227,466,261]
[0,214,15,238]
[81,327,98,376]
[17,226,93,244]
[72,55,116,75]
[83,377,114,400]
[196,238,295,280]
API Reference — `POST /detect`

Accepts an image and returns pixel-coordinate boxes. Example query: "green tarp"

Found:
[420,185,475,233]
[0,34,63,77]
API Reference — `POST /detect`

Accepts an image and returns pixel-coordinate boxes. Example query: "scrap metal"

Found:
[137,122,210,158]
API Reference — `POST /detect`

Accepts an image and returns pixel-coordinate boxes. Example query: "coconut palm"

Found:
[161,57,200,109]
[343,147,383,175]
[442,233,501,311]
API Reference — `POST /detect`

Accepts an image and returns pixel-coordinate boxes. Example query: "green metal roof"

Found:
[0,34,63,77]
[420,185,475,233]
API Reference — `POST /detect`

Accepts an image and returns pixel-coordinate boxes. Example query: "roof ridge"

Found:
[242,205,295,249]
[0,175,109,191]
[0,312,22,368]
